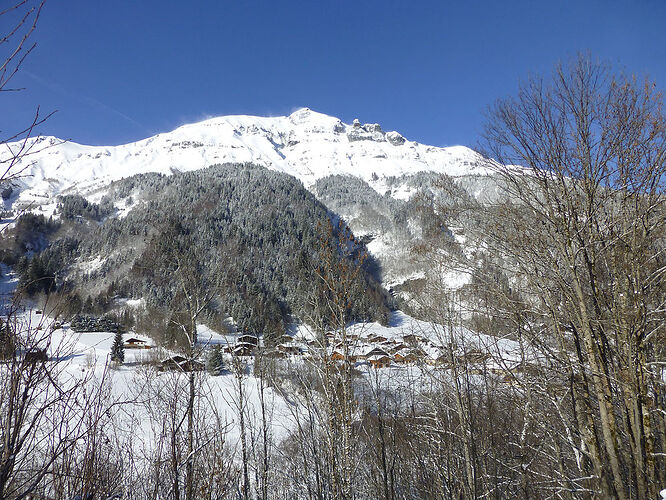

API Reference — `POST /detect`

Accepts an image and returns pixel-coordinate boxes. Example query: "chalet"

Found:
[23,348,48,364]
[366,346,389,356]
[160,355,204,372]
[389,342,408,354]
[160,355,187,371]
[181,359,205,372]
[393,350,409,363]
[277,343,302,355]
[233,342,255,357]
[457,350,491,365]
[237,335,259,346]
[368,354,391,368]
[364,346,390,361]
[423,349,448,366]
[330,350,345,361]
[403,333,423,343]
[367,334,388,343]
[394,350,421,364]
[124,337,150,349]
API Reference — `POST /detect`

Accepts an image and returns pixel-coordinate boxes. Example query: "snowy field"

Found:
[6,303,528,457]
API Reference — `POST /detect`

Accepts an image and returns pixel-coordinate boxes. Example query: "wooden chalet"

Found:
[160,355,204,372]
[237,334,259,346]
[368,354,391,368]
[394,350,421,364]
[330,350,345,361]
[389,342,408,354]
[365,346,390,358]
[457,349,491,364]
[124,337,150,349]
[423,350,449,366]
[403,333,423,343]
[277,343,302,355]
[233,342,255,357]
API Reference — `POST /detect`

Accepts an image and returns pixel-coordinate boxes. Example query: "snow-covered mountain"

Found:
[4,107,489,211]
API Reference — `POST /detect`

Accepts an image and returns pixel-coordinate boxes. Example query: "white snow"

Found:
[3,108,490,211]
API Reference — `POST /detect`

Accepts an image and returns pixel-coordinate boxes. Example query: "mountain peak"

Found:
[4,109,488,212]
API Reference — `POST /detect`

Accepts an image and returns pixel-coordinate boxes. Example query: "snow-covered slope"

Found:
[4,108,488,210]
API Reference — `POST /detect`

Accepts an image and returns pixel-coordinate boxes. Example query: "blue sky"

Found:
[3,0,666,147]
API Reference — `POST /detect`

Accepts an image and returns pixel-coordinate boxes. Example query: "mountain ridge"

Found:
[3,108,489,212]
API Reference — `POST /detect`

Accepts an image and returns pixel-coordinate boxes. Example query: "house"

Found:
[367,334,388,343]
[457,349,491,365]
[365,346,390,358]
[124,337,150,349]
[160,355,187,371]
[181,359,205,372]
[428,354,450,367]
[394,349,421,364]
[277,343,302,355]
[389,342,408,354]
[237,334,259,346]
[160,355,204,372]
[23,348,48,364]
[403,334,423,343]
[393,349,409,363]
[330,350,345,361]
[368,354,391,368]
[233,342,255,357]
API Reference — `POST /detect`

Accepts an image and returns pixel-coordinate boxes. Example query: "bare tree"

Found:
[0,302,113,499]
[435,55,666,499]
[0,1,56,195]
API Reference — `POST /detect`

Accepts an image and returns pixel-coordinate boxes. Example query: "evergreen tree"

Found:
[0,319,14,360]
[206,345,225,375]
[110,330,124,363]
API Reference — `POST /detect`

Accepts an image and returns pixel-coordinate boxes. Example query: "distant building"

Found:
[367,354,391,368]
[124,337,150,349]
[160,355,204,372]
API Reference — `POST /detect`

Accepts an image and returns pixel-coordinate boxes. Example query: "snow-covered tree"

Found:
[110,330,124,363]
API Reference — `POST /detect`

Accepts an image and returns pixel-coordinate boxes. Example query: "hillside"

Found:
[1,109,499,293]
[9,164,391,340]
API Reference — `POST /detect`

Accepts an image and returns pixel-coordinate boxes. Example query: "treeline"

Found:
[11,164,391,341]
[57,194,115,221]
